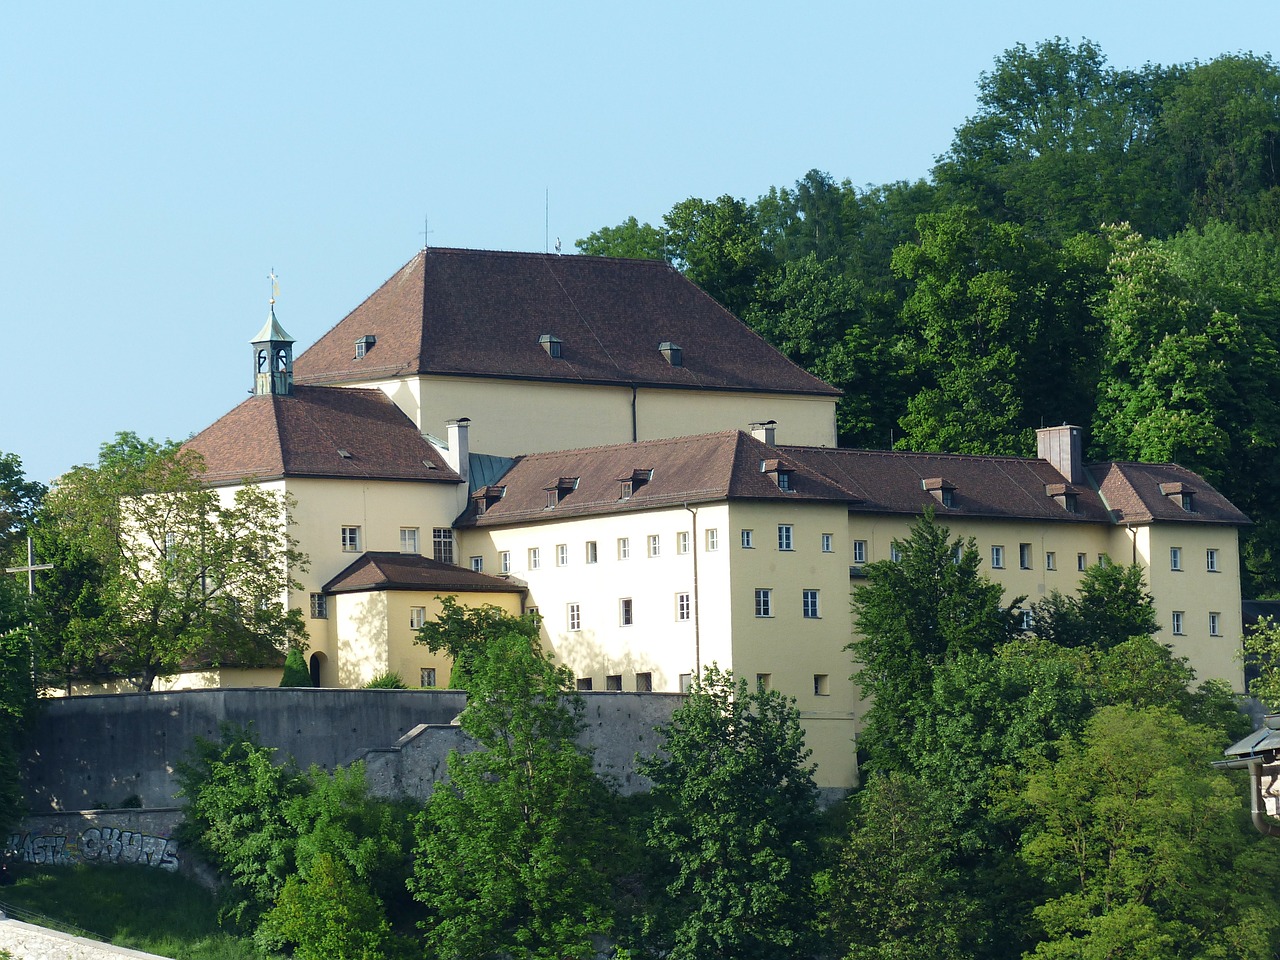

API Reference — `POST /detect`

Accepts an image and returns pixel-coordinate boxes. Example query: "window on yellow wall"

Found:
[432,528,455,564]
[813,674,830,696]
[420,667,436,688]
[606,674,622,691]
[991,545,1005,569]
[341,526,361,552]
[500,551,511,574]
[853,540,867,564]
[1077,552,1087,571]
[1046,551,1056,571]
[1207,548,1219,572]
[400,527,420,554]
[1209,612,1222,636]
[1171,546,1182,571]
[409,606,426,629]
[310,593,328,619]
[636,672,653,692]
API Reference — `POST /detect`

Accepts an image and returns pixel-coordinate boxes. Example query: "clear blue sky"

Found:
[2,1,1274,486]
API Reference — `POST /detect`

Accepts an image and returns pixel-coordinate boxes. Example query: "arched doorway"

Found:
[308,651,327,688]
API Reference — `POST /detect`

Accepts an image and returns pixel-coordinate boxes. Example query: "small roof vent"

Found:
[337,449,353,459]
[658,340,683,367]
[538,334,564,359]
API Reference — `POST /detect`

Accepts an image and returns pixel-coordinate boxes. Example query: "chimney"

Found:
[1037,424,1083,484]
[749,420,777,446]
[445,418,470,484]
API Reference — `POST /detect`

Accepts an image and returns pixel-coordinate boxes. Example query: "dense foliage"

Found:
[579,40,1280,596]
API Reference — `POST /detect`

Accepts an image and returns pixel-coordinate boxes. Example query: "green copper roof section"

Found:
[251,304,295,345]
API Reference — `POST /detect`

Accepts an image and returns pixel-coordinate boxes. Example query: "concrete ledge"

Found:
[0,917,169,959]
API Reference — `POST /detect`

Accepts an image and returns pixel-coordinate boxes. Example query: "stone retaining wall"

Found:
[0,918,168,960]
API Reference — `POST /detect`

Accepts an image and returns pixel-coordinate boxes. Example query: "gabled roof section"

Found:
[461,431,854,527]
[323,552,526,595]
[780,446,1113,522]
[1089,462,1251,525]
[184,385,459,485]
[292,248,840,397]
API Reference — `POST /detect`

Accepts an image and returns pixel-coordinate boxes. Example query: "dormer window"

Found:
[472,485,506,516]
[1045,482,1079,513]
[539,334,564,359]
[354,335,376,359]
[922,477,956,508]
[658,341,683,367]
[545,477,578,508]
[760,458,794,491]
[1159,481,1197,513]
[619,480,633,500]
[617,468,653,500]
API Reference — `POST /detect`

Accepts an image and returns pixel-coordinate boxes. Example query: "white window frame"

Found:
[409,606,426,629]
[341,525,361,552]
[991,545,1005,569]
[802,588,819,619]
[853,540,867,564]
[1077,552,1088,571]
[1209,612,1222,636]
[420,667,437,688]
[706,528,719,551]
[528,547,541,570]
[1170,546,1182,571]
[821,533,833,553]
[1172,610,1185,635]
[556,543,569,567]
[432,528,455,564]
[1206,548,1219,572]
[585,541,598,564]
[470,556,483,572]
[676,531,690,555]
[754,588,772,618]
[567,602,581,631]
[617,537,630,560]
[619,597,633,627]
[1045,551,1056,571]
[1019,543,1032,570]
[310,593,328,619]
[890,543,903,563]
[400,527,420,554]
[500,551,511,574]
[676,592,691,622]
[648,534,661,558]
[778,524,794,551]
[741,529,754,549]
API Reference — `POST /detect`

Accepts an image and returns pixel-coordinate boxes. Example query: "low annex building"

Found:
[178,248,1249,791]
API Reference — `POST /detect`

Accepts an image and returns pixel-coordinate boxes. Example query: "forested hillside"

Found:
[579,39,1280,597]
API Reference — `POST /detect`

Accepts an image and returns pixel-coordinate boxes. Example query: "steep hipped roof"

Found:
[460,431,855,527]
[184,385,459,485]
[322,552,526,595]
[291,248,841,397]
[781,446,1111,523]
[1090,461,1251,525]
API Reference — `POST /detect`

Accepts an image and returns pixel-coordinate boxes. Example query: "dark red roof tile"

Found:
[1090,462,1251,525]
[322,552,527,595]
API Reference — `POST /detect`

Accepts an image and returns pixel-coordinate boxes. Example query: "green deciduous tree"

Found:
[640,664,820,960]
[410,602,611,960]
[663,195,773,317]
[575,215,670,261]
[38,433,307,691]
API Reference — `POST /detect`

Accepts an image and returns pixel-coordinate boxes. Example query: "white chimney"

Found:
[445,418,470,484]
[749,420,778,446]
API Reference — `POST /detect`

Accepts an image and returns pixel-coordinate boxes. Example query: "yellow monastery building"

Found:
[184,247,1249,790]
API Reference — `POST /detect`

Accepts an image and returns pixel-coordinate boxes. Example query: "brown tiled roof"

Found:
[291,248,840,397]
[184,385,459,485]
[461,431,855,527]
[780,446,1113,523]
[1089,462,1251,525]
[322,552,527,595]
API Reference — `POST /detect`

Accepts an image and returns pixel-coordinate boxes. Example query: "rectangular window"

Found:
[310,593,328,619]
[1209,612,1222,636]
[741,529,754,549]
[528,547,541,570]
[585,541,598,564]
[706,528,719,551]
[853,540,867,564]
[1019,543,1032,570]
[679,673,692,694]
[813,674,830,696]
[527,605,539,618]
[617,537,630,560]
[1171,546,1182,571]
[778,524,794,551]
[420,667,436,688]
[676,531,690,555]
[802,588,820,619]
[1021,609,1034,631]
[341,525,361,552]
[556,543,568,567]
[648,535,661,558]
[755,588,773,618]
[409,606,426,629]
[1098,554,1109,567]
[1206,548,1219,572]
[606,674,622,691]
[756,673,772,692]
[470,556,484,572]
[500,551,511,574]
[619,597,633,626]
[1045,551,1056,571]
[1172,610,1185,635]
[1077,552,1088,571]
[576,677,593,691]
[567,603,581,631]
[400,527,420,554]
[991,545,1005,569]
[890,543,903,563]
[822,533,834,553]
[432,528,455,564]
[635,672,653,692]
[676,592,691,622]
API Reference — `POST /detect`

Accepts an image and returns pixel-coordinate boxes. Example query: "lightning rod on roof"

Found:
[421,215,432,251]
[544,188,549,254]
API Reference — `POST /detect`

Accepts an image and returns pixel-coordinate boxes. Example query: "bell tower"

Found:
[251,270,295,396]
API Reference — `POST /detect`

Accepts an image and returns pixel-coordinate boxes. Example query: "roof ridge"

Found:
[510,430,743,461]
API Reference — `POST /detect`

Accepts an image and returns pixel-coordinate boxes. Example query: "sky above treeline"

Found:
[2,1,1275,486]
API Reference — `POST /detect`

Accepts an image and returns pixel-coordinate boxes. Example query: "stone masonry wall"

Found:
[0,918,170,960]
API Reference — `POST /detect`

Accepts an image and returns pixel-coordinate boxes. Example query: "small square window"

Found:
[778,524,794,551]
[676,592,691,622]
[1045,551,1056,571]
[802,589,820,619]
[619,597,633,626]
[679,673,692,693]
[568,603,581,631]
[1209,612,1222,636]
[420,667,437,688]
[991,545,1005,569]
[576,677,593,691]
[813,674,830,696]
[409,606,426,629]
[528,547,541,570]
[1077,552,1088,571]
[755,588,773,618]
[741,529,754,549]
[470,556,483,573]
[635,672,653,692]
[648,535,661,558]
[556,543,569,567]
[500,551,511,574]
[341,525,361,552]
[677,531,690,555]
[606,674,622,691]
[756,673,772,691]
[1170,547,1182,571]
[585,541,598,564]
[310,593,328,619]
[706,528,719,551]
[822,533,834,553]
[432,528,454,564]
[1172,610,1185,635]
[853,540,867,564]
[1206,549,1219,572]
[1019,543,1032,570]
[400,527,420,554]
[618,537,630,560]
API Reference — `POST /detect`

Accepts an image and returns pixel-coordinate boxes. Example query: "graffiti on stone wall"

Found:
[5,827,179,871]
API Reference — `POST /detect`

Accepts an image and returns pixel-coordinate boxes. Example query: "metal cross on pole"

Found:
[6,537,52,595]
